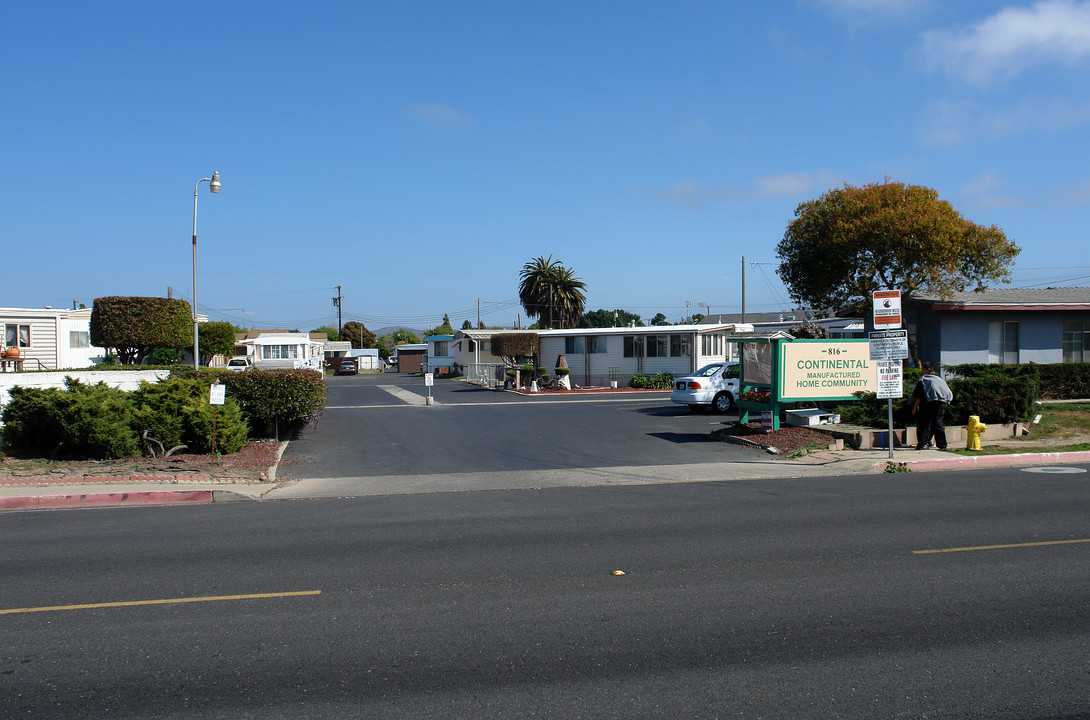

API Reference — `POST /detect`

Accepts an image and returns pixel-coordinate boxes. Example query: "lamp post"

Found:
[192,171,221,370]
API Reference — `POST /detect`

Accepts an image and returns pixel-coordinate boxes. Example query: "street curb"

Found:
[0,489,216,511]
[876,449,1090,472]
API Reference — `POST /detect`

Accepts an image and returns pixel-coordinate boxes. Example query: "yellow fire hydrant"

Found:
[966,415,987,451]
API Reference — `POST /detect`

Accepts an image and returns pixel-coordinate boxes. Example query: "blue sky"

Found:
[4,1,1090,332]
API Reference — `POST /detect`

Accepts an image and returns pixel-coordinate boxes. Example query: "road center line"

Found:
[913,538,1090,555]
[0,590,321,615]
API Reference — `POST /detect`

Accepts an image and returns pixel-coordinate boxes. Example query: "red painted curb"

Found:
[0,490,215,511]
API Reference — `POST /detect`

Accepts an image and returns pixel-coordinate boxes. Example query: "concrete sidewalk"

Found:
[3,444,1088,511]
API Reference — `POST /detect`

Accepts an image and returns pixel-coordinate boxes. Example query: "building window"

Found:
[565,336,585,354]
[4,324,30,348]
[623,336,640,357]
[670,334,690,357]
[988,321,1019,364]
[261,344,299,359]
[1063,318,1090,362]
[434,341,448,356]
[587,336,606,353]
[70,331,90,348]
[701,333,725,356]
[646,335,668,357]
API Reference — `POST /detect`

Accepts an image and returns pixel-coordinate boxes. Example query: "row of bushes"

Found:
[834,362,1049,427]
[630,372,675,390]
[1,369,325,460]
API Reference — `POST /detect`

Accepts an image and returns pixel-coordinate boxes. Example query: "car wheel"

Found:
[712,392,734,413]
[688,404,707,414]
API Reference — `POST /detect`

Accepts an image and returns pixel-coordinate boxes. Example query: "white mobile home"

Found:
[0,306,108,371]
[537,324,738,387]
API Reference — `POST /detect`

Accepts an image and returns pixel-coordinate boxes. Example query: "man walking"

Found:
[910,361,953,450]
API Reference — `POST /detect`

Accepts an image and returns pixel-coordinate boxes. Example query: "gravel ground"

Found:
[0,440,284,481]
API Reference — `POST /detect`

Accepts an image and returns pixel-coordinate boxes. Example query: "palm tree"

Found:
[518,256,587,329]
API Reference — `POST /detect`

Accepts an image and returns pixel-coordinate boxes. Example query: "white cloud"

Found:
[918,96,1090,145]
[657,172,842,211]
[960,170,1023,210]
[919,0,1090,84]
[407,103,472,130]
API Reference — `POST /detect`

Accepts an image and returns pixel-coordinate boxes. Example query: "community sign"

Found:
[777,339,875,401]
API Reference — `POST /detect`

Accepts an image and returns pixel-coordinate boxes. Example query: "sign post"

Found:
[209,381,226,457]
[424,372,434,406]
[869,328,908,460]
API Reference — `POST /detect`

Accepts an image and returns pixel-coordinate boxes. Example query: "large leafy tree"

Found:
[580,309,644,328]
[341,321,375,349]
[197,321,238,365]
[90,296,191,365]
[518,256,587,329]
[776,180,1020,315]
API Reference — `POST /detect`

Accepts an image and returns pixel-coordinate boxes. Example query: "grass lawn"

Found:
[944,401,1090,456]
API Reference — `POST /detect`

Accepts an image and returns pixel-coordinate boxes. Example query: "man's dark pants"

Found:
[916,401,948,449]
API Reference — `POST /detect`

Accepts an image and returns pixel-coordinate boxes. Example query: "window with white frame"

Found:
[988,321,1019,364]
[1063,318,1090,363]
[623,336,641,357]
[4,324,30,348]
[261,344,299,359]
[69,330,90,348]
[565,336,585,354]
[434,341,448,356]
[701,333,725,356]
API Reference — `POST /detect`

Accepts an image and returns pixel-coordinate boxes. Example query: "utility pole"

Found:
[741,257,746,323]
[683,300,694,323]
[477,298,481,329]
[333,285,343,335]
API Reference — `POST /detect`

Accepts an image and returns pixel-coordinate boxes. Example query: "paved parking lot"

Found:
[274,373,763,496]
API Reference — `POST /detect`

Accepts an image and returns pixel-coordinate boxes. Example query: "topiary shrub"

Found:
[214,368,325,437]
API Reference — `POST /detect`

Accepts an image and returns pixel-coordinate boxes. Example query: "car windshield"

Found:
[694,364,723,377]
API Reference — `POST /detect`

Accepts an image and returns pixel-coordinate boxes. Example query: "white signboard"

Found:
[209,383,226,406]
[875,360,903,399]
[778,340,873,400]
[869,329,909,361]
[424,372,434,387]
[873,290,902,328]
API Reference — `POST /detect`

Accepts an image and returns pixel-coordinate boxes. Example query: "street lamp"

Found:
[192,171,221,370]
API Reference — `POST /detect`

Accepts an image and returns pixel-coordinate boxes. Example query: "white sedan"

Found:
[670,362,740,413]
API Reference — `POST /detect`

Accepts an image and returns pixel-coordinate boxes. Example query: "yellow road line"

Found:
[913,538,1090,555]
[0,590,321,615]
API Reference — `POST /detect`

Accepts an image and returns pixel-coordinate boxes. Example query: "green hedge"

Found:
[1035,362,1090,399]
[630,372,674,389]
[834,363,1042,427]
[0,376,247,459]
[173,367,325,437]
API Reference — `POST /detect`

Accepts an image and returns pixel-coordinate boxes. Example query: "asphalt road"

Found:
[3,466,1088,719]
[275,374,763,495]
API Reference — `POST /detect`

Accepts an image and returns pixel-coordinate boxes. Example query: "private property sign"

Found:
[777,339,874,401]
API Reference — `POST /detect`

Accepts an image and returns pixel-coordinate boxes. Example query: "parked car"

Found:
[226,356,253,372]
[670,361,740,413]
[335,359,358,376]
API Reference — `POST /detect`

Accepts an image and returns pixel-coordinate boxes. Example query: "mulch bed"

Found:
[713,422,833,456]
[0,439,283,482]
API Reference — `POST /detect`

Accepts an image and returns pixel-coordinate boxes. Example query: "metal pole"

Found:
[192,180,202,371]
[741,256,746,323]
[887,398,894,460]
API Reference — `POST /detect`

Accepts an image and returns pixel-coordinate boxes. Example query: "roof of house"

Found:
[537,323,734,337]
[908,287,1090,309]
[424,334,454,341]
[453,329,535,341]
